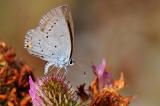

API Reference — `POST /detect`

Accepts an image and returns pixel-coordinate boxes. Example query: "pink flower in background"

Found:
[92,59,113,90]
[90,59,132,106]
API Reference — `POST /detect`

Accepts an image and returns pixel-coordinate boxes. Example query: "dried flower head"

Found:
[29,73,79,106]
[90,59,132,106]
[0,41,33,106]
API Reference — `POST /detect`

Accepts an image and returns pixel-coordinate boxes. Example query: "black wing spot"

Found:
[39,40,41,41]
[52,53,54,55]
[46,36,48,38]
[41,50,43,52]
[38,42,40,45]
[54,23,56,24]
[51,25,53,28]
[54,45,57,48]
[49,29,51,31]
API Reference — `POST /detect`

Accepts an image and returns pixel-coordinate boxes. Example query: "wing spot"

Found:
[51,25,53,28]
[49,29,51,31]
[54,45,57,48]
[46,36,48,38]
[41,50,43,52]
[60,35,64,38]
[54,23,56,24]
[52,53,54,55]
[26,42,32,48]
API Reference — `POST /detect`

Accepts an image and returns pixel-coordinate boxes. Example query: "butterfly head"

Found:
[57,58,74,67]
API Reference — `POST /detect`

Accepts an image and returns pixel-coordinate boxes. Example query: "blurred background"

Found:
[0,0,160,105]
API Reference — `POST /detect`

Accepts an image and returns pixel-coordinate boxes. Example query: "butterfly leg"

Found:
[44,62,53,74]
[48,64,55,73]
[56,67,62,75]
[63,67,69,76]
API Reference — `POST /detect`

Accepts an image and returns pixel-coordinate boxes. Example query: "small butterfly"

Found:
[24,5,74,74]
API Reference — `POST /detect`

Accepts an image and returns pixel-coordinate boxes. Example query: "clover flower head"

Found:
[29,74,79,106]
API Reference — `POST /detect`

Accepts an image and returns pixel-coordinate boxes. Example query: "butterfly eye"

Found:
[69,59,74,65]
[70,60,72,64]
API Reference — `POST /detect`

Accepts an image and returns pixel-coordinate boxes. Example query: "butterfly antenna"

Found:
[73,60,88,84]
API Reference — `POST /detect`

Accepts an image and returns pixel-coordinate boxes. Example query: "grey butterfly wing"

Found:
[24,5,74,64]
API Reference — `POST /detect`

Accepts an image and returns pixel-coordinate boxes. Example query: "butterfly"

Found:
[24,5,74,74]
